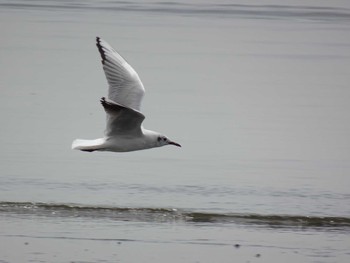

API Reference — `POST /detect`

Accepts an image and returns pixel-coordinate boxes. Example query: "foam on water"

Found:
[2,201,349,230]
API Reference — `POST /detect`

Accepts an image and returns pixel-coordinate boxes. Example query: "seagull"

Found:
[72,37,181,152]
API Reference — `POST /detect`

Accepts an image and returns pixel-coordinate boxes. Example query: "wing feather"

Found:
[96,37,145,111]
[100,97,145,137]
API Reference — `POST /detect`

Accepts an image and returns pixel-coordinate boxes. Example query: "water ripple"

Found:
[1,1,350,22]
[1,201,349,230]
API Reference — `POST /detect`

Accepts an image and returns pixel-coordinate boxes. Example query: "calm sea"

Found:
[1,0,350,262]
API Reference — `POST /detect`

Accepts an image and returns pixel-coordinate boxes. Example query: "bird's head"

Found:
[156,135,181,148]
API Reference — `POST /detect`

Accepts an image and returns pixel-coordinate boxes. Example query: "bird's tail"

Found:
[71,138,106,152]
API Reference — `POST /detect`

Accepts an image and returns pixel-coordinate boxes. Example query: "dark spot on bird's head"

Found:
[158,136,167,142]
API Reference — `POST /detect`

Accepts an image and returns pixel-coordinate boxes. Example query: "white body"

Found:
[72,129,161,152]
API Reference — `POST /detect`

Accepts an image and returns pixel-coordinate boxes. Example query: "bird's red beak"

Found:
[169,141,181,147]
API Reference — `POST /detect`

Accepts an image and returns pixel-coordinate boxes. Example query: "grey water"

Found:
[1,0,350,262]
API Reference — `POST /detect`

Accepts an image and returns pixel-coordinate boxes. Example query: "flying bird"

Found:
[72,37,181,152]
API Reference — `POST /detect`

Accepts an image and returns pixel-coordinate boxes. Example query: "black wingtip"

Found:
[100,97,124,113]
[100,97,106,106]
[96,36,106,64]
[100,97,112,109]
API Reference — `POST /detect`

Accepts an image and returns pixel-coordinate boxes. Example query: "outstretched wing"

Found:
[96,37,145,111]
[100,97,145,137]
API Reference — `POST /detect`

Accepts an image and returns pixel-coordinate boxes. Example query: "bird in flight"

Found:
[72,37,181,152]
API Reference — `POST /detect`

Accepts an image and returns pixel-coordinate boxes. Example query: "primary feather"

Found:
[96,37,145,111]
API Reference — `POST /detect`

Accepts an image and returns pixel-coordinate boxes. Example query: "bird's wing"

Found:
[100,97,145,137]
[96,37,145,111]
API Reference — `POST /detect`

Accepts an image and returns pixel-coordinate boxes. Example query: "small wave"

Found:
[1,1,350,22]
[1,201,350,230]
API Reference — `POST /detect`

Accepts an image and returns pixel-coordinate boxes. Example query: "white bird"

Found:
[72,37,181,152]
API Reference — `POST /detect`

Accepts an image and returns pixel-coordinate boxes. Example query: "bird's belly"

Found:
[105,137,150,152]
